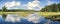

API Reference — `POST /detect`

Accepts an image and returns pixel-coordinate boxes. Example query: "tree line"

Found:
[40,3,60,12]
[0,6,36,12]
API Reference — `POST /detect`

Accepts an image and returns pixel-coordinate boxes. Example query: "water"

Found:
[0,13,60,24]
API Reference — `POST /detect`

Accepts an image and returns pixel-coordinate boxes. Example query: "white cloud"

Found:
[5,14,21,23]
[4,0,42,10]
[5,1,21,8]
[47,0,54,5]
[26,0,41,10]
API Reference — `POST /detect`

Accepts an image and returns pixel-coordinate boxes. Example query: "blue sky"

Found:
[0,0,60,10]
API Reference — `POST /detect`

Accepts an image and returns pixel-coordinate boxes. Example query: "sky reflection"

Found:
[0,14,60,24]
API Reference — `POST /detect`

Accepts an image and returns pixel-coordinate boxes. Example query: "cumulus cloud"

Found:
[5,1,21,8]
[5,14,21,23]
[4,0,42,10]
[26,0,41,10]
[47,0,54,5]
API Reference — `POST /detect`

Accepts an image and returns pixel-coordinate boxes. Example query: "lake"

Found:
[0,13,60,24]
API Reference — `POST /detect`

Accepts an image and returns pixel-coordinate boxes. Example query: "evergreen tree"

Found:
[40,3,60,12]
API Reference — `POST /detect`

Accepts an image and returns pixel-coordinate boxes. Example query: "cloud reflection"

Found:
[5,14,21,23]
[4,13,45,23]
[26,13,44,23]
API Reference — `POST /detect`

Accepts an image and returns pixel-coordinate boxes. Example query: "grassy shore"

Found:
[0,12,60,17]
[38,12,60,17]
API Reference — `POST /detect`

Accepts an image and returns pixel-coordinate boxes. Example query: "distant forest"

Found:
[0,6,36,12]
[40,3,60,12]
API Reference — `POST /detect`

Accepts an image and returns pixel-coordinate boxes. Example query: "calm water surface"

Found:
[0,13,60,24]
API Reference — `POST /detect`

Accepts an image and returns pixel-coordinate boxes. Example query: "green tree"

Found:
[2,6,7,12]
[2,6,7,19]
[40,3,60,12]
[57,3,60,11]
[52,4,57,12]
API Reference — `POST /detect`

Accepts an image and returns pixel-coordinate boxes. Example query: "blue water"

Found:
[0,18,60,24]
[0,14,60,24]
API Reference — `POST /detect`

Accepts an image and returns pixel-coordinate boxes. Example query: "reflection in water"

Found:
[0,13,60,24]
[5,14,21,23]
[0,15,2,19]
[44,19,51,24]
[26,13,45,23]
